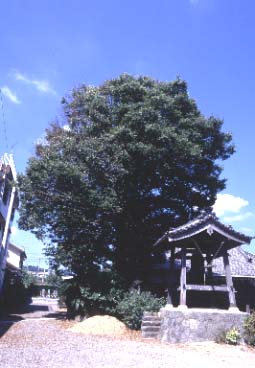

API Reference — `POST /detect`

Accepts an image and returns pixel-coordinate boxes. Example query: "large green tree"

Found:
[18,74,234,289]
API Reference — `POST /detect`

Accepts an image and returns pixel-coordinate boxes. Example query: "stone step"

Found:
[141,331,159,338]
[142,316,161,321]
[141,311,162,338]
[142,320,161,326]
[141,326,161,332]
[143,312,160,317]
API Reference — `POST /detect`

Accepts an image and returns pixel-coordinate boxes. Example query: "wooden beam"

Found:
[223,251,237,308]
[185,284,228,292]
[167,247,175,306]
[180,247,187,306]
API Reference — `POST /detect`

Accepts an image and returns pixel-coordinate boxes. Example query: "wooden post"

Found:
[206,254,214,307]
[180,247,187,307]
[206,255,213,284]
[223,251,237,309]
[167,247,175,306]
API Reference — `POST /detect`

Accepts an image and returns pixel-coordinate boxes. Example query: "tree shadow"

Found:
[0,300,68,337]
[0,316,24,338]
[44,311,67,320]
[1,304,49,318]
[0,303,48,337]
[13,304,48,313]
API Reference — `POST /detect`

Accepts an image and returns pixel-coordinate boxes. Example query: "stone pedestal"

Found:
[159,307,248,343]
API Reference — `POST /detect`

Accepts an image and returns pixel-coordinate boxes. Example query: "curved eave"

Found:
[168,224,252,245]
[154,213,253,250]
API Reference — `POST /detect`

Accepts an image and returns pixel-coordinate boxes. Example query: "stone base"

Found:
[159,307,248,343]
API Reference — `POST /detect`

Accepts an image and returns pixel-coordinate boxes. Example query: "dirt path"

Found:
[0,297,64,340]
[0,297,61,319]
[0,300,255,368]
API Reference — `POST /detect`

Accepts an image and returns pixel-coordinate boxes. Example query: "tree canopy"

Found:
[18,74,234,289]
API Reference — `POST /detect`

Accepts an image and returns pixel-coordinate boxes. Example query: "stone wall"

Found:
[159,307,248,343]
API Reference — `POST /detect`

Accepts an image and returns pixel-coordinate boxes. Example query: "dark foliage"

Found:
[60,276,125,317]
[0,270,32,309]
[116,290,165,329]
[18,74,234,310]
[244,312,255,346]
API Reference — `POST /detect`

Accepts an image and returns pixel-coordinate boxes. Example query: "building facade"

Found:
[0,153,19,294]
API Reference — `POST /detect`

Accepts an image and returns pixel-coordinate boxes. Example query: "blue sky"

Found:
[1,0,255,265]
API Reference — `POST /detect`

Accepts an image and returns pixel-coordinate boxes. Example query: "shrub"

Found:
[244,312,255,346]
[21,270,38,289]
[225,327,241,345]
[60,280,125,318]
[45,273,63,288]
[60,277,165,326]
[116,290,165,330]
[215,327,240,345]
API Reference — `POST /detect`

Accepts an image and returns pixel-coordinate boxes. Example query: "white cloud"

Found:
[213,193,249,217]
[14,71,57,96]
[223,212,254,223]
[1,86,21,104]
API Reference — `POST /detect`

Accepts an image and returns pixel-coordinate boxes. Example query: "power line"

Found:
[0,88,9,151]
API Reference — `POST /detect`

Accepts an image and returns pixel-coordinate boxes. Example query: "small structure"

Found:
[150,212,254,343]
[154,212,253,310]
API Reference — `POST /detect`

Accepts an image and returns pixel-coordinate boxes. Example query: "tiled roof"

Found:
[213,247,255,278]
[154,212,253,246]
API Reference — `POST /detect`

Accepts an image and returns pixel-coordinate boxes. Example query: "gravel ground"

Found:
[0,300,255,368]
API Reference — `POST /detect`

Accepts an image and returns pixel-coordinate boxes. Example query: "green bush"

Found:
[215,327,240,345]
[116,290,165,330]
[21,270,37,289]
[225,327,241,345]
[60,277,165,327]
[45,273,63,288]
[244,312,255,346]
[60,280,125,318]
